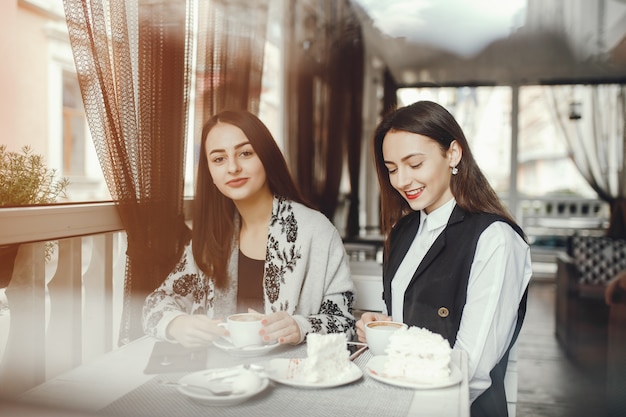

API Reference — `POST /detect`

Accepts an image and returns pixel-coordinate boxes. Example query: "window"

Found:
[518,85,596,198]
[397,86,512,195]
[62,73,86,176]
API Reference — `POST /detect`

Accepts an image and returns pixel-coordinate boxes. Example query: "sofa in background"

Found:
[555,235,626,375]
[607,295,626,417]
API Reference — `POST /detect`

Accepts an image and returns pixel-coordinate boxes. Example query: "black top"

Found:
[237,250,265,313]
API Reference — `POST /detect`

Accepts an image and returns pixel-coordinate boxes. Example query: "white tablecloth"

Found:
[16,336,469,417]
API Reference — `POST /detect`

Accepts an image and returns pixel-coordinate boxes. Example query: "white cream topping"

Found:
[302,333,352,383]
[383,326,452,382]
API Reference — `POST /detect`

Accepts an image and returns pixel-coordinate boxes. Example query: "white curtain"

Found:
[547,84,626,237]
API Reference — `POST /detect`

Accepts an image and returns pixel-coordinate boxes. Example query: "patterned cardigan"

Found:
[142,196,356,343]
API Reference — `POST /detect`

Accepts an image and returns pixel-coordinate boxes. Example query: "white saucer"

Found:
[213,338,280,357]
[177,367,269,406]
[365,355,463,389]
[266,358,362,388]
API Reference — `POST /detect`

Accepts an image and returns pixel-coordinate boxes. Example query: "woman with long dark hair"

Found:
[143,110,355,347]
[356,101,532,417]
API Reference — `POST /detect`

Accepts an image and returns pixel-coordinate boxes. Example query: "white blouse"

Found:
[390,198,532,402]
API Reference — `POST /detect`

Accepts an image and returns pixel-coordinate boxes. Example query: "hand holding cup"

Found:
[219,313,265,348]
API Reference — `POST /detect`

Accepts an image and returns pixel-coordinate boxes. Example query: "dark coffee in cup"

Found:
[365,321,408,355]
[220,313,265,348]
[229,313,263,322]
[367,322,404,330]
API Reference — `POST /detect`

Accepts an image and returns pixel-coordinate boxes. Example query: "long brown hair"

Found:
[372,100,521,249]
[193,110,308,289]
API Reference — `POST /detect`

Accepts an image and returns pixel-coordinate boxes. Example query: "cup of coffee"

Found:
[364,321,407,356]
[219,313,265,348]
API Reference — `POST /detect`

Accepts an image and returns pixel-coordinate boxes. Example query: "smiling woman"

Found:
[358,100,532,417]
[205,122,271,214]
[142,109,357,352]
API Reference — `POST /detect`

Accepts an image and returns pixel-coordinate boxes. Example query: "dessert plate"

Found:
[177,367,269,406]
[365,355,463,389]
[213,338,280,357]
[266,358,362,388]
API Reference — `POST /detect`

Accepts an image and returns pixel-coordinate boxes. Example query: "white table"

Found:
[10,336,470,417]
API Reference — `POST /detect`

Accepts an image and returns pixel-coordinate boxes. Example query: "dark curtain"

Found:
[64,0,193,344]
[345,30,364,238]
[608,200,626,238]
[285,0,364,227]
[64,0,270,344]
[195,0,268,123]
[382,68,398,118]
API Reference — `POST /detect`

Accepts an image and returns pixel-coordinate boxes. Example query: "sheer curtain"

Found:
[285,0,364,230]
[548,84,626,238]
[64,0,194,344]
[64,0,270,344]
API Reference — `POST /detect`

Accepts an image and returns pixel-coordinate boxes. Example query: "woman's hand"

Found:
[259,311,301,345]
[166,315,227,348]
[356,312,392,343]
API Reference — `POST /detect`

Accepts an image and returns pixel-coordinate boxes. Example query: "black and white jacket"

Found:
[142,196,356,343]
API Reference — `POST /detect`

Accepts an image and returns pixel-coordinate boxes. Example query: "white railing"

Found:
[517,196,610,240]
[517,196,609,280]
[0,203,127,398]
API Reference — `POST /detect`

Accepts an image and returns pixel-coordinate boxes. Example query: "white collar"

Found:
[419,198,456,232]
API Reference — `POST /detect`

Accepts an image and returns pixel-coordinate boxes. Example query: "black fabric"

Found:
[285,2,364,221]
[237,249,265,313]
[144,341,207,374]
[607,199,626,239]
[383,205,527,417]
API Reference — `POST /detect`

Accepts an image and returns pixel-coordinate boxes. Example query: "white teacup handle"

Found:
[217,322,232,344]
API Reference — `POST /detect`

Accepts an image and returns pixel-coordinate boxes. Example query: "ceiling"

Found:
[352,0,626,87]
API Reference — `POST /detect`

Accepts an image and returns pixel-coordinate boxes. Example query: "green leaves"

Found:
[0,145,69,207]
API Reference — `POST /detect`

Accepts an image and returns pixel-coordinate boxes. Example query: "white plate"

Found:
[213,338,280,357]
[266,358,363,388]
[365,355,463,389]
[177,367,269,406]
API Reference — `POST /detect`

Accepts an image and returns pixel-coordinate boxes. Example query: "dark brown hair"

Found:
[372,100,521,250]
[192,110,307,289]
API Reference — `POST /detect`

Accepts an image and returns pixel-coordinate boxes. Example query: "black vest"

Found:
[383,206,528,417]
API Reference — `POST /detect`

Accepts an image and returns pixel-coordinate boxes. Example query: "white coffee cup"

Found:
[364,321,408,356]
[219,313,265,348]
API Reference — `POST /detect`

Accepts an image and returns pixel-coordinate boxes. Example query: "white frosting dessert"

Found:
[383,326,452,382]
[230,369,261,394]
[302,333,352,383]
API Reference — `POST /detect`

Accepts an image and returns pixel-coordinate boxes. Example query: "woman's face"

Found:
[382,130,459,214]
[205,121,270,203]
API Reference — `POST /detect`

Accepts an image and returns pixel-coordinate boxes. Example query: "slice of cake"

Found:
[302,333,352,383]
[383,326,452,383]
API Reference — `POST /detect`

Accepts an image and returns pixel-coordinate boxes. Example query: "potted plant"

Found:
[0,145,69,288]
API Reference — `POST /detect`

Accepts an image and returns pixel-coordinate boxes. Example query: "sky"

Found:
[355,0,527,57]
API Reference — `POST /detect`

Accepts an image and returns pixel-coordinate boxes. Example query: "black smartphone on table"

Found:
[347,341,368,360]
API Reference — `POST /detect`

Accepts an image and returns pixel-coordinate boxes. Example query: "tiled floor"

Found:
[516,281,607,417]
